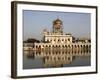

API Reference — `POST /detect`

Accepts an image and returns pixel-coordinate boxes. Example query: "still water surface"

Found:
[23,50,91,69]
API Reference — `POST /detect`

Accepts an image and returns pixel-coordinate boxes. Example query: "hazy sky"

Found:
[23,10,91,41]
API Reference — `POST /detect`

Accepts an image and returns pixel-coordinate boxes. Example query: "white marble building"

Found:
[34,18,91,51]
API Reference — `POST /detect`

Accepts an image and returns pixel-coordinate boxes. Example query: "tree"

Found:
[25,38,40,43]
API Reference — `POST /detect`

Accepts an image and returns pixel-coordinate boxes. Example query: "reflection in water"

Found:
[23,49,91,69]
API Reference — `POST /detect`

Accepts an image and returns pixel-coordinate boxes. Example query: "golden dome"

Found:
[53,18,62,25]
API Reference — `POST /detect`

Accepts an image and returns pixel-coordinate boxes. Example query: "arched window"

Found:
[56,52,58,55]
[89,45,91,48]
[65,39,67,42]
[58,39,60,42]
[68,45,70,48]
[62,51,64,54]
[62,39,64,41]
[46,45,48,47]
[54,39,56,41]
[58,57,60,60]
[50,39,52,42]
[56,45,58,47]
[68,38,70,41]
[59,45,60,47]
[65,45,67,48]
[39,45,41,48]
[68,57,70,60]
[36,45,38,48]
[62,45,64,47]
[49,45,51,47]
[47,39,49,42]
[54,57,56,60]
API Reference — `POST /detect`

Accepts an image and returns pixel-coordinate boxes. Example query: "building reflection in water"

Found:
[24,48,90,68]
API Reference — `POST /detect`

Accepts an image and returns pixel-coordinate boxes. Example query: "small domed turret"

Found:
[43,29,49,35]
[53,18,62,26]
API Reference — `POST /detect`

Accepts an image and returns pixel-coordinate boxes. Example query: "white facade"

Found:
[44,34,72,44]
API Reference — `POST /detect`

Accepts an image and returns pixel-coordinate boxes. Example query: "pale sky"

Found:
[23,10,91,41]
